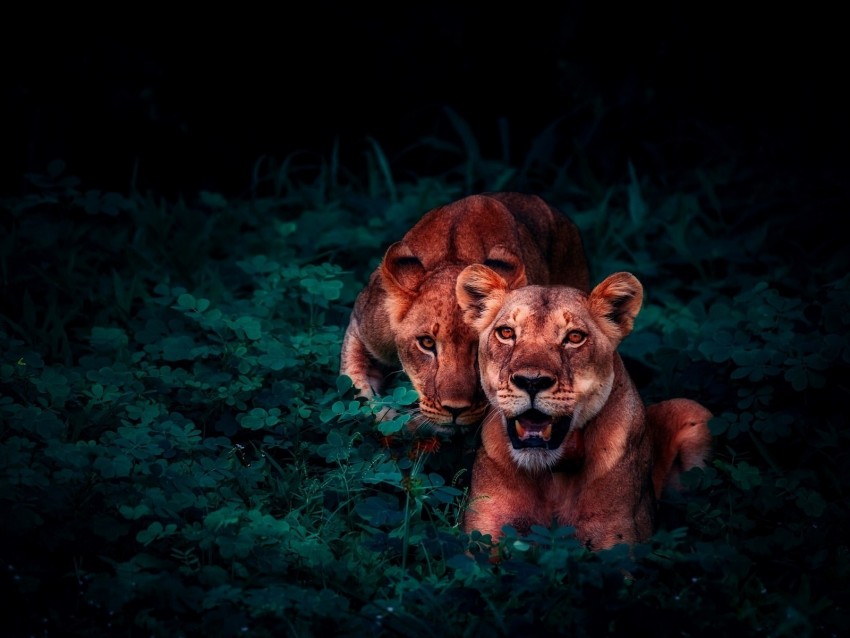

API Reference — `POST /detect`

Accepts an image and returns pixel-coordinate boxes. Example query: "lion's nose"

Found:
[442,403,471,423]
[511,373,555,399]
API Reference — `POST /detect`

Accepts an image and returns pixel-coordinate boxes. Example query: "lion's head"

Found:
[381,242,530,434]
[456,264,643,472]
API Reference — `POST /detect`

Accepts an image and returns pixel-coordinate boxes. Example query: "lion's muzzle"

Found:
[507,409,572,450]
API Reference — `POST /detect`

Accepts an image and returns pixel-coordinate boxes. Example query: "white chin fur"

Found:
[510,447,561,473]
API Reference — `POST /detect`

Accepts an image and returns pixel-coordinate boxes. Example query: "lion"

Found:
[455,264,713,551]
[339,192,590,435]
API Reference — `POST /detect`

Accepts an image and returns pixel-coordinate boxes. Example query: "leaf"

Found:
[796,489,826,517]
[233,316,262,340]
[160,335,198,361]
[90,327,129,351]
[238,409,269,430]
[119,504,152,520]
[336,375,353,395]
[446,553,479,573]
[236,254,280,274]
[354,496,403,526]
[93,453,134,478]
[33,410,65,439]
[216,530,255,559]
[136,521,164,545]
[376,414,408,435]
[784,364,807,391]
[391,386,419,405]
[320,280,343,300]
[317,430,351,462]
[204,506,242,530]
[511,540,531,552]
[730,461,762,489]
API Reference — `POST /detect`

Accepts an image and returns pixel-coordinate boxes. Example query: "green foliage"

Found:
[1,135,848,637]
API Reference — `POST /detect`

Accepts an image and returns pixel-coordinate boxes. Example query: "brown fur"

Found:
[456,266,712,550]
[647,398,714,496]
[339,192,589,434]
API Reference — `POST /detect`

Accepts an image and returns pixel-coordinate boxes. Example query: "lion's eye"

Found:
[495,326,515,340]
[563,330,586,346]
[417,336,436,352]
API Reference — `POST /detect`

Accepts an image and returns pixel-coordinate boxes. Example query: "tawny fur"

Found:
[646,398,714,496]
[339,192,589,434]
[456,266,712,551]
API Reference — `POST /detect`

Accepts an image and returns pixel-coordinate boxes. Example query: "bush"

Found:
[1,135,848,637]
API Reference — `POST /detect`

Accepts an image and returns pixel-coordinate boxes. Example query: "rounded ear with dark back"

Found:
[483,245,527,289]
[588,272,644,341]
[456,264,511,333]
[381,242,426,297]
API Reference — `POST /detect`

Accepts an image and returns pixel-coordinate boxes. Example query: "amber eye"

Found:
[495,326,515,340]
[417,336,436,352]
[564,330,586,346]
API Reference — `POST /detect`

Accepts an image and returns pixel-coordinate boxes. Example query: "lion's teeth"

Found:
[542,424,552,441]
[515,421,527,438]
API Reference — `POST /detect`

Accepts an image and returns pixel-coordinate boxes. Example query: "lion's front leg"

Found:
[463,452,547,549]
[340,317,410,430]
[339,320,386,399]
[463,453,512,538]
[568,476,657,550]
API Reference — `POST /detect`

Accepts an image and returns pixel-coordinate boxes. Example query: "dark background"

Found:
[1,9,848,634]
[3,4,847,206]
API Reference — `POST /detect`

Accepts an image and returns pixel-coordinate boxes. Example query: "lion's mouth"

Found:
[507,409,572,450]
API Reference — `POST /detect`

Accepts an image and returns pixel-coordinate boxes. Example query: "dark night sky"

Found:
[3,5,847,202]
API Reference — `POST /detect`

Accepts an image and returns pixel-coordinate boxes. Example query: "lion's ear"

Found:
[456,264,510,332]
[483,245,527,289]
[381,242,426,296]
[589,272,644,340]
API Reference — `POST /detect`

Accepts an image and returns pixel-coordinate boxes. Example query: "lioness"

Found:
[456,264,712,550]
[339,192,590,434]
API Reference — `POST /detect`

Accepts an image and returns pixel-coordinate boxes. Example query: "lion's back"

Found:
[399,192,589,289]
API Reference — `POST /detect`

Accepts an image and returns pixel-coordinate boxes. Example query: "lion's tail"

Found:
[646,398,713,498]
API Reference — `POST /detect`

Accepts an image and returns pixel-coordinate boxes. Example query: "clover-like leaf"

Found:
[729,461,762,490]
[317,430,352,462]
[90,327,129,352]
[354,496,403,526]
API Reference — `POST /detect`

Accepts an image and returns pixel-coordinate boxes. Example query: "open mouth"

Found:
[507,409,572,450]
